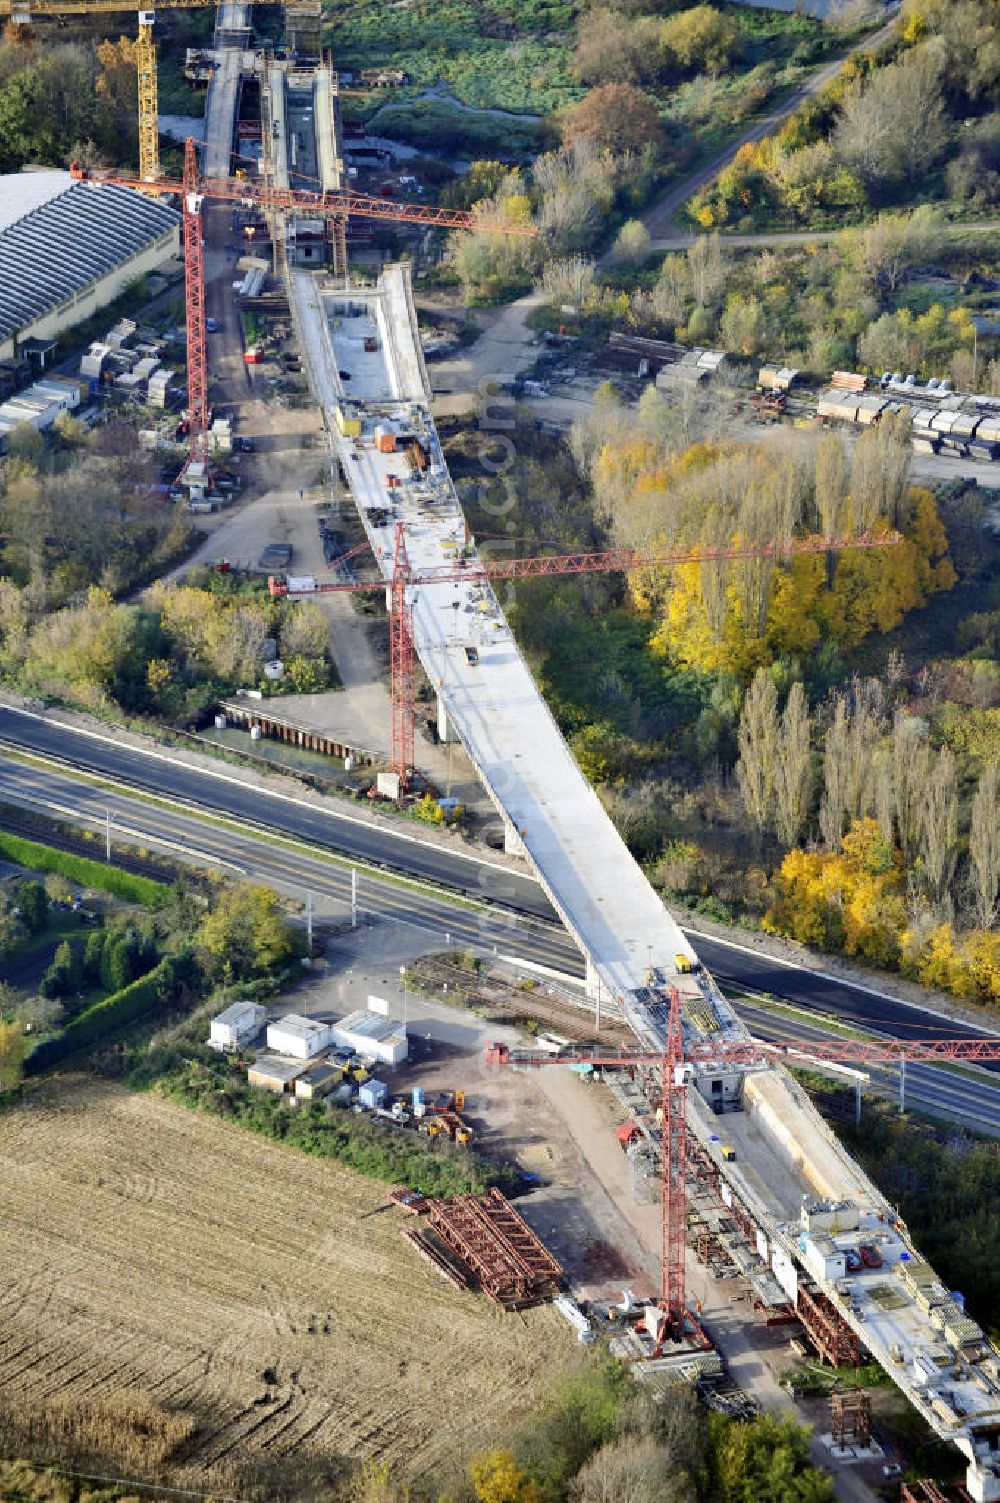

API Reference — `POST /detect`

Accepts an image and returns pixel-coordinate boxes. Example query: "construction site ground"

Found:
[289,929,887,1501]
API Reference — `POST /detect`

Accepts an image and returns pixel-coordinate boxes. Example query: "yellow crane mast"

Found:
[0,0,230,181]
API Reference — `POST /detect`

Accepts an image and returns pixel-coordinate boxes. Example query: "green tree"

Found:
[713,1414,834,1503]
[17,881,48,935]
[82,928,106,986]
[40,939,77,999]
[197,883,297,981]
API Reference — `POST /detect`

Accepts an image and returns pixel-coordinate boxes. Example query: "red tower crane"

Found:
[486,1006,1000,1344]
[270,522,902,782]
[69,139,537,471]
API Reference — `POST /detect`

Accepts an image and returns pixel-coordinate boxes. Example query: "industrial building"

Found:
[0,171,180,365]
[331,1010,408,1065]
[209,1001,266,1052]
[266,1013,330,1059]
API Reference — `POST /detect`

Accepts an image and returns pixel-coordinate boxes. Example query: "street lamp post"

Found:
[400,965,407,1032]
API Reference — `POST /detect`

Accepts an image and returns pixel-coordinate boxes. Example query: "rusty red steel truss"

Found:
[414,1189,564,1309]
[796,1283,862,1368]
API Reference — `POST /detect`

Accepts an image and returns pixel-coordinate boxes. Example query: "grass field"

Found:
[0,1077,569,1491]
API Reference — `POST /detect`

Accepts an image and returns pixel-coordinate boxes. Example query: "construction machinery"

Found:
[269,521,902,785]
[486,1005,1000,1348]
[69,139,535,475]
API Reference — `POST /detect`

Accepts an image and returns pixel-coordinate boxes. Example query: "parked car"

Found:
[859,1243,883,1269]
[845,1249,864,1273]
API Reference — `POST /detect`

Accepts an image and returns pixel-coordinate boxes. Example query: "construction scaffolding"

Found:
[830,1389,871,1450]
[797,1284,863,1368]
[901,1484,974,1503]
[399,1189,563,1309]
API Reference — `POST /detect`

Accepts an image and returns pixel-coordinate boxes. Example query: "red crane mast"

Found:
[272,522,903,781]
[486,1009,1000,1343]
[68,139,537,471]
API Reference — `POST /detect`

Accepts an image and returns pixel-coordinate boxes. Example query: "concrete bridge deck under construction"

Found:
[287,260,1000,1500]
[195,23,1000,1497]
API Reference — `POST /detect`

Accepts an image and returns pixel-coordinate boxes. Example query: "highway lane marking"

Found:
[0,704,525,881]
[0,790,247,876]
[0,748,492,914]
[0,771,579,965]
[18,722,986,1041]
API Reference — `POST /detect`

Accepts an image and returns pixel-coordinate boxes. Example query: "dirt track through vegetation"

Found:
[0,1077,567,1484]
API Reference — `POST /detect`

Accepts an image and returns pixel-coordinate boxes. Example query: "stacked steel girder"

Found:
[423,1189,563,1308]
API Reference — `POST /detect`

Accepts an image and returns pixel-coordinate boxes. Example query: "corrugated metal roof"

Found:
[0,176,179,342]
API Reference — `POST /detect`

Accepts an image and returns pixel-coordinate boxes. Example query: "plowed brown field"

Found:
[0,1078,568,1485]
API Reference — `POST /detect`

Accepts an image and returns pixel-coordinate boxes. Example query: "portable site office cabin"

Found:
[331,1010,408,1065]
[209,1001,266,1051]
[266,1014,331,1059]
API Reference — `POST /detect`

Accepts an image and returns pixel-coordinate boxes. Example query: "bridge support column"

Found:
[437,693,452,744]
[585,958,604,1027]
[503,819,525,858]
[967,1460,1000,1503]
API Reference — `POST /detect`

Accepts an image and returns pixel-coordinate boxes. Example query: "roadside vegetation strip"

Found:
[137,1044,512,1199]
[25,959,176,1075]
[0,829,169,908]
[0,741,491,914]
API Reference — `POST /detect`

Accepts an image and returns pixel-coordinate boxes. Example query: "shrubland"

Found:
[689,0,1000,230]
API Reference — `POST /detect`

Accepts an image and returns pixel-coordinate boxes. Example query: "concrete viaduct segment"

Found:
[195,20,1000,1491]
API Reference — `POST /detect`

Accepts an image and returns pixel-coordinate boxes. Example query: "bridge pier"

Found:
[437,693,452,744]
[968,1460,1000,1502]
[502,819,525,858]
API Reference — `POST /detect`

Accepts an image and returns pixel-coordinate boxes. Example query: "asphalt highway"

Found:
[737,1002,1000,1138]
[2,705,999,1074]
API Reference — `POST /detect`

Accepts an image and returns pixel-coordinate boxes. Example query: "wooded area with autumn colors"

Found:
[451,388,1000,1014]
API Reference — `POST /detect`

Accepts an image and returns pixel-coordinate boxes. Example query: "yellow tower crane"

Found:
[0,0,242,181]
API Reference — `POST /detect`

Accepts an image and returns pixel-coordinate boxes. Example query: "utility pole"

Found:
[350,867,357,929]
[899,1057,906,1115]
[306,891,313,952]
[105,809,111,863]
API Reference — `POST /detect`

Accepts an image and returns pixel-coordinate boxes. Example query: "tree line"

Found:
[739,668,1000,1005]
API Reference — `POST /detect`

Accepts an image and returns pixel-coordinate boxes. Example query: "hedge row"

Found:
[0,832,168,907]
[26,959,173,1074]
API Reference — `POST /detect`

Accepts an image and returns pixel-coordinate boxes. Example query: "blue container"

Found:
[359,1079,388,1110]
[412,1086,425,1107]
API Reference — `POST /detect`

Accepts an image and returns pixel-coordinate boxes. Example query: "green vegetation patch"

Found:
[0,832,168,908]
[366,99,549,160]
[327,0,580,116]
[138,1046,510,1198]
